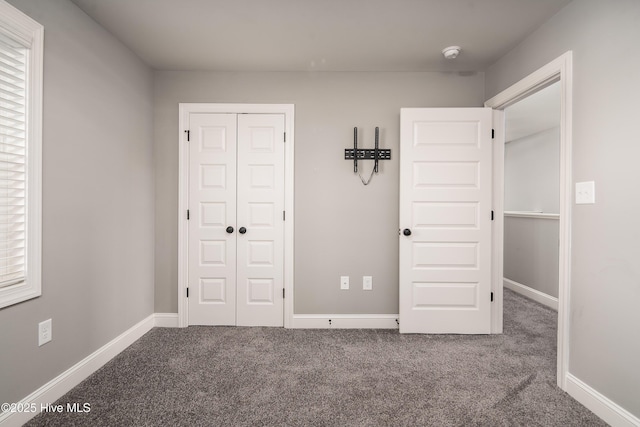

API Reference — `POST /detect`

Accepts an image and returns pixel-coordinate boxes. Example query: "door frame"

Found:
[177,103,295,328]
[485,52,573,390]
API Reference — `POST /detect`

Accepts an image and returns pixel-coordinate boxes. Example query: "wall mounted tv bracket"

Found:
[344,127,391,185]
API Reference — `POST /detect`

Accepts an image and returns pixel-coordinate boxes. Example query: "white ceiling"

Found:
[505,81,561,142]
[69,0,572,72]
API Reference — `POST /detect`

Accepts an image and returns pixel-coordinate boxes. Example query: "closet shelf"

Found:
[504,211,560,220]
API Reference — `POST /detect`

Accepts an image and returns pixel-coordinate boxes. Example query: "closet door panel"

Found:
[188,113,237,325]
[236,114,285,327]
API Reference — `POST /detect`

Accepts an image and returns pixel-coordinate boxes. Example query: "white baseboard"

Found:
[291,314,399,329]
[0,314,155,427]
[154,313,179,327]
[503,278,558,311]
[566,373,640,427]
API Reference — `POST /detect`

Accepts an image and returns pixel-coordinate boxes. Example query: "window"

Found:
[0,1,43,309]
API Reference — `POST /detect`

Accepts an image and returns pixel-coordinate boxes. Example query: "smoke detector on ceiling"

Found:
[442,46,461,59]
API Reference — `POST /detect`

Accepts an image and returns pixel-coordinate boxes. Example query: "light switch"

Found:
[363,276,372,291]
[575,181,595,204]
[39,319,52,346]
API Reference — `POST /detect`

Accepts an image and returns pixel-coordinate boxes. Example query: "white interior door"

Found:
[399,108,493,334]
[189,113,237,325]
[188,113,285,326]
[236,114,285,326]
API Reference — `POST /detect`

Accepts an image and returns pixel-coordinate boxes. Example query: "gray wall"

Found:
[0,0,154,405]
[154,71,485,314]
[486,0,640,417]
[504,127,560,298]
[504,217,559,298]
[504,127,560,213]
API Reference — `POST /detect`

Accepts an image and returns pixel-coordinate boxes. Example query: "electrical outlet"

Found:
[340,276,349,290]
[576,181,595,204]
[363,276,373,291]
[38,319,52,346]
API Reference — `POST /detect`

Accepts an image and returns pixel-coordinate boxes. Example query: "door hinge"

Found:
[187,209,190,220]
[185,130,190,142]
[491,210,494,221]
[283,211,286,221]
[491,129,495,139]
[491,292,494,302]
[284,132,286,143]
[283,288,285,298]
[187,287,189,298]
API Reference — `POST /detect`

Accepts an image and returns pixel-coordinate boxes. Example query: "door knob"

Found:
[403,228,412,236]
[239,227,247,234]
[226,226,234,234]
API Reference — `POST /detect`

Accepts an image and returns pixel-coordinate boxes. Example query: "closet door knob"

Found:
[239,227,247,234]
[403,228,412,236]
[226,226,234,234]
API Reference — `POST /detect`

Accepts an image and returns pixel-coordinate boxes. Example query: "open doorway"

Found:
[503,81,561,310]
[486,52,573,390]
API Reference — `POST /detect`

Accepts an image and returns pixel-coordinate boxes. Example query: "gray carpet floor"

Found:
[26,289,606,426]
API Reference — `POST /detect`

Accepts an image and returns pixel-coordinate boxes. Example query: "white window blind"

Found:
[0,31,27,289]
[0,1,42,309]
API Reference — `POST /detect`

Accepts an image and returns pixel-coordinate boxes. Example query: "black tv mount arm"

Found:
[344,127,391,174]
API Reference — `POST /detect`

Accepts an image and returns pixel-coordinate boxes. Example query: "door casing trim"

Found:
[485,51,573,390]
[177,103,295,328]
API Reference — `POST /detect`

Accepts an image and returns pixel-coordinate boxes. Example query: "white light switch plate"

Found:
[340,276,349,290]
[39,319,52,346]
[576,181,595,204]
[363,276,372,291]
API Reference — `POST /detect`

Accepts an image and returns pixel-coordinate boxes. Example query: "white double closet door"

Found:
[188,113,285,326]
